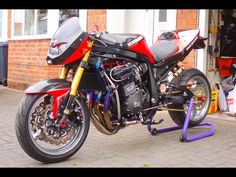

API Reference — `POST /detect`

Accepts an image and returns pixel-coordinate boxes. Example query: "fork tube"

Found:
[63,50,92,115]
[62,41,93,117]
[59,65,69,79]
[70,51,91,96]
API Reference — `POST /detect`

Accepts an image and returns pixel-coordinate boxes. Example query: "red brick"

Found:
[177,10,198,68]
[7,10,12,38]
[7,39,62,90]
[87,10,106,32]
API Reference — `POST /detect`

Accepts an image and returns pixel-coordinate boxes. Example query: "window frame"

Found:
[154,10,177,33]
[10,9,87,40]
[11,9,51,40]
[152,9,177,43]
[0,9,8,42]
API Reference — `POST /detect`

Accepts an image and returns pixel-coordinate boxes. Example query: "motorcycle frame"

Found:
[25,33,205,121]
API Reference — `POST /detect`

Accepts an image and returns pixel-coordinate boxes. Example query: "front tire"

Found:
[168,68,211,127]
[15,94,90,163]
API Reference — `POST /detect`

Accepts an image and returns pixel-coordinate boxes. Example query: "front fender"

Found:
[25,79,71,118]
[25,79,71,94]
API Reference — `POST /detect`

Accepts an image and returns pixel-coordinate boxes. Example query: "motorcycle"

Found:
[15,17,211,163]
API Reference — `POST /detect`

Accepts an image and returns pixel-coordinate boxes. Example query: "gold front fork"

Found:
[70,52,90,96]
[59,65,69,79]
[70,41,93,96]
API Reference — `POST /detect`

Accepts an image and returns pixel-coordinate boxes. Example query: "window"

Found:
[153,10,177,42]
[12,9,86,40]
[13,9,48,37]
[159,9,167,22]
[13,10,23,36]
[0,9,7,41]
[24,10,35,35]
[59,9,79,26]
[37,10,48,34]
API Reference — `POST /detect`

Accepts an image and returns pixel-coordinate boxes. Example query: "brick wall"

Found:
[87,10,107,32]
[7,10,11,38]
[176,10,198,68]
[7,9,108,90]
[7,39,61,90]
[7,10,61,90]
[7,9,198,90]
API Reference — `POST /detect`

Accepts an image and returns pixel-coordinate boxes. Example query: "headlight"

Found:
[49,42,68,56]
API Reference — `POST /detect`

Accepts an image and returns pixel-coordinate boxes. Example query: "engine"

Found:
[109,62,149,119]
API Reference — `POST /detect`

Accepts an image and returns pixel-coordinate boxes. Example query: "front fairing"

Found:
[46,17,89,65]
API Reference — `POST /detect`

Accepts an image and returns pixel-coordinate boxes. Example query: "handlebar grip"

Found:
[100,33,117,45]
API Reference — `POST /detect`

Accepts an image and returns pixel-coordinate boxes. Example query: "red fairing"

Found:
[61,37,91,65]
[46,89,70,119]
[128,37,155,64]
[48,90,70,119]
[26,88,70,119]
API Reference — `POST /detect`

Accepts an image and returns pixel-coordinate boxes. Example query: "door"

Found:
[106,10,177,46]
[152,9,177,43]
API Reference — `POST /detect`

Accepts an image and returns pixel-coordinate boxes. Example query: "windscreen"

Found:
[48,17,84,58]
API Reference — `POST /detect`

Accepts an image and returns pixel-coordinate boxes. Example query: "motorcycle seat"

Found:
[150,32,179,62]
[101,32,141,46]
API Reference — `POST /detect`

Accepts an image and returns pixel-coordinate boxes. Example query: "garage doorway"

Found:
[205,10,236,84]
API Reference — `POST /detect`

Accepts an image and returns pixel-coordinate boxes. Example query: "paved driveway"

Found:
[1,86,236,167]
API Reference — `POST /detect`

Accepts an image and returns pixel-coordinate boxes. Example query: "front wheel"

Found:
[168,68,211,127]
[15,94,90,163]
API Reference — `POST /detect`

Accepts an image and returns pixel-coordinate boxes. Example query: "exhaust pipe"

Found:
[88,92,119,135]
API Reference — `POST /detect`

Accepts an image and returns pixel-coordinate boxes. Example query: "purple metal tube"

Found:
[182,98,194,140]
[147,118,181,135]
[96,92,102,103]
[147,97,215,142]
[104,90,111,112]
[147,119,152,133]
[89,92,94,103]
[184,122,215,142]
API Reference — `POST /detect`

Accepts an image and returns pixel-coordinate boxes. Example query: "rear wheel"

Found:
[15,94,90,163]
[168,68,211,127]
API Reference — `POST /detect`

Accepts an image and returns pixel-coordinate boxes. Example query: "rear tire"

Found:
[15,94,90,163]
[168,68,211,127]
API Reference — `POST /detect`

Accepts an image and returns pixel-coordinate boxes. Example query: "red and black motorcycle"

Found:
[15,17,210,163]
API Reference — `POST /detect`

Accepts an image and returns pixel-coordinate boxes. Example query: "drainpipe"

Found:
[196,9,209,74]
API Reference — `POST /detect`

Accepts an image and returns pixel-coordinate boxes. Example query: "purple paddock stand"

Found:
[147,98,215,142]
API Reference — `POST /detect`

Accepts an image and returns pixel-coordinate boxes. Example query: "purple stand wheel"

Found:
[147,98,215,142]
